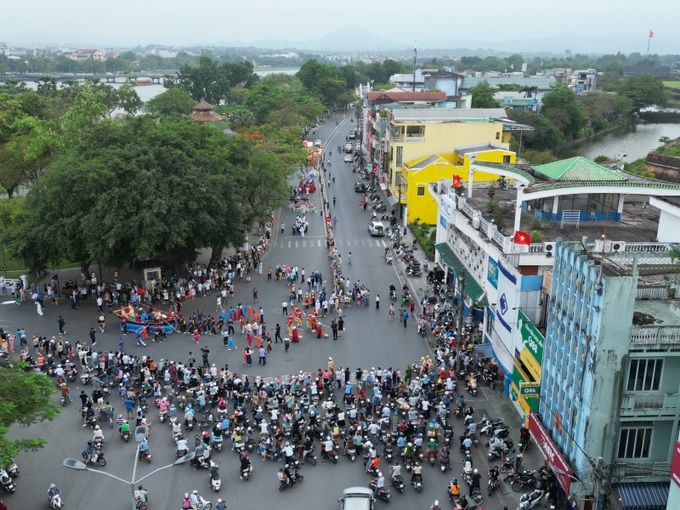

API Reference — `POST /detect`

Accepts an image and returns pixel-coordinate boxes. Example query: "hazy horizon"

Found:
[3,0,677,54]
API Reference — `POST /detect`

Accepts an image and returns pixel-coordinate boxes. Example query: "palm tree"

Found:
[520,86,539,98]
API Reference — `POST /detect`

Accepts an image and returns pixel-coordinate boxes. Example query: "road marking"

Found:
[361,240,367,247]
[288,241,292,248]
[295,241,299,248]
[302,240,307,248]
[318,240,323,247]
[381,240,387,248]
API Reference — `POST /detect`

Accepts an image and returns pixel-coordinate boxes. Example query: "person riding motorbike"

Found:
[92,425,105,443]
[489,435,505,457]
[373,471,385,497]
[411,461,423,484]
[84,440,96,461]
[176,436,189,456]
[47,483,61,506]
[282,441,295,464]
[488,465,500,488]
[448,478,460,501]
[426,437,437,462]
[134,485,148,504]
[390,462,402,480]
[138,438,150,460]
[455,494,469,510]
[322,436,335,458]
[239,449,251,473]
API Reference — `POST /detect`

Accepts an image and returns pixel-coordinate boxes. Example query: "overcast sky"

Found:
[3,0,676,50]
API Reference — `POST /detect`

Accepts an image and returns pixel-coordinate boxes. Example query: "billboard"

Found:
[517,309,544,380]
[528,412,573,494]
[487,257,498,289]
[494,261,519,349]
[672,440,680,488]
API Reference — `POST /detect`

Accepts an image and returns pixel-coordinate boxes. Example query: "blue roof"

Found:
[617,482,670,510]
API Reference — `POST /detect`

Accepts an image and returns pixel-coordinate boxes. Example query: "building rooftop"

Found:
[367,90,447,104]
[533,157,626,182]
[460,76,556,90]
[391,108,508,123]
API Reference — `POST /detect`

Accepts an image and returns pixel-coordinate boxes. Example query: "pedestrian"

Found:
[36,301,44,316]
[332,174,336,184]
[216,296,222,311]
[245,347,253,366]
[58,316,66,334]
[222,329,229,346]
[89,327,97,346]
[348,252,352,265]
[338,317,344,337]
[201,346,210,367]
[119,336,126,354]
[403,310,409,328]
[331,320,338,340]
[281,223,285,234]
[284,337,290,352]
[136,328,146,347]
[253,288,258,303]
[275,324,282,343]
[333,196,336,207]
[375,294,380,310]
[193,329,200,344]
[227,335,237,350]
[389,304,395,321]
[136,406,144,426]
[258,346,266,365]
[332,216,338,228]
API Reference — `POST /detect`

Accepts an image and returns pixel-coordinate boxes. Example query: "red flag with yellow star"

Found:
[513,230,531,245]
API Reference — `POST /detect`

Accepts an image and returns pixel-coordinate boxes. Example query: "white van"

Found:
[368,221,385,237]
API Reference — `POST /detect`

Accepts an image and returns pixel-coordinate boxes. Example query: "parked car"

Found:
[314,139,322,147]
[338,487,374,510]
[344,154,352,163]
[354,182,367,193]
[368,221,385,236]
[344,143,353,153]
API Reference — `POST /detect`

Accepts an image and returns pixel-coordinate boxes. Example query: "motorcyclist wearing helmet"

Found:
[282,441,295,463]
[181,492,192,510]
[47,483,61,505]
[411,461,423,484]
[448,477,460,501]
[215,498,227,510]
[134,485,148,503]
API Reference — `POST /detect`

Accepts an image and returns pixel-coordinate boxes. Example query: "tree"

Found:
[177,56,230,105]
[540,84,588,140]
[116,83,143,117]
[468,81,500,108]
[145,88,196,118]
[506,109,565,152]
[0,360,61,465]
[579,92,631,132]
[618,74,668,110]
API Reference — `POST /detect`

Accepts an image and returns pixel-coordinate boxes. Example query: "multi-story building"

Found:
[428,157,680,509]
[542,240,677,510]
[459,76,556,112]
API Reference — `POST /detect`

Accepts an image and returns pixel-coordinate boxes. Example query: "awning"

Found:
[434,243,486,305]
[473,343,495,358]
[387,195,397,206]
[616,483,670,510]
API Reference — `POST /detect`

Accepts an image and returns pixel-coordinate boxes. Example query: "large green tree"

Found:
[144,87,196,118]
[174,56,259,106]
[468,81,500,108]
[506,109,565,152]
[0,360,60,465]
[540,84,588,140]
[618,74,668,110]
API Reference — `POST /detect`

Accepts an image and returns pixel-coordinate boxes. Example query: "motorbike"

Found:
[159,408,168,423]
[392,475,405,493]
[120,428,130,442]
[389,289,397,301]
[345,445,357,462]
[411,475,423,493]
[211,435,223,452]
[368,479,391,503]
[80,368,92,385]
[322,448,339,464]
[192,495,212,510]
[240,462,253,481]
[385,253,393,265]
[93,437,105,450]
[81,449,107,466]
[438,450,450,472]
[138,449,152,464]
[510,470,537,492]
[279,470,304,491]
[60,394,70,407]
[500,453,523,475]
[303,450,318,466]
[517,489,545,510]
[5,459,18,478]
[487,476,500,495]
[384,446,394,463]
[209,462,221,491]
[479,418,504,436]
[49,493,64,509]
[185,415,196,431]
[67,368,78,382]
[0,468,15,493]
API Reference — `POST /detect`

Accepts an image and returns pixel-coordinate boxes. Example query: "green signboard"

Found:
[519,382,540,396]
[517,310,544,379]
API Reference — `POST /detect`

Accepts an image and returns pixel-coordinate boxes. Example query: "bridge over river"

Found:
[1,72,176,83]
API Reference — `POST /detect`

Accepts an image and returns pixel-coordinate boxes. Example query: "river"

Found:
[559,121,680,162]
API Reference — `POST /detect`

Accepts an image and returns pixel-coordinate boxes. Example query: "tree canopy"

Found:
[468,81,500,108]
[0,359,60,466]
[618,74,668,110]
[540,84,588,140]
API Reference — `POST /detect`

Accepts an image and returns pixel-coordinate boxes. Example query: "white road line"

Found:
[295,241,299,248]
[318,240,323,247]
[381,240,387,247]
[302,240,307,248]
[288,241,292,248]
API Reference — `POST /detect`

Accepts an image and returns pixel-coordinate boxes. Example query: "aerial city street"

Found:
[1,2,680,510]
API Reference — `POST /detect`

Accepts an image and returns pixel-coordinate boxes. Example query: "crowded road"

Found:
[1,115,529,510]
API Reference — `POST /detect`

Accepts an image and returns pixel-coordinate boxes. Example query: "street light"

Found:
[63,426,193,510]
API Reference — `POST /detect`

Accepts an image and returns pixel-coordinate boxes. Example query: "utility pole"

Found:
[456,269,466,363]
[412,40,417,92]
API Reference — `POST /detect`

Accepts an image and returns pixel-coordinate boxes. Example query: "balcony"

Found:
[630,326,680,350]
[619,393,680,417]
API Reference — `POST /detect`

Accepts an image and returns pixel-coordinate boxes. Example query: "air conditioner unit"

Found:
[472,216,480,229]
[611,241,626,253]
[593,239,612,253]
[544,242,555,257]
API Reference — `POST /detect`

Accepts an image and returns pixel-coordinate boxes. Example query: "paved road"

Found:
[1,115,540,510]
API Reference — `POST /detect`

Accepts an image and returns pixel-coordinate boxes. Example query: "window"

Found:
[503,155,511,164]
[627,359,663,392]
[396,146,403,167]
[417,186,425,196]
[496,132,500,140]
[617,426,652,459]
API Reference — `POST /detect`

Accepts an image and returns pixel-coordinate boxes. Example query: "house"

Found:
[427,155,680,509]
[389,69,424,91]
[384,108,513,222]
[569,69,597,92]
[459,76,556,112]
[68,49,105,61]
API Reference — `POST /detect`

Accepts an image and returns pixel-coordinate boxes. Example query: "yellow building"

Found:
[385,108,514,223]
[403,146,517,224]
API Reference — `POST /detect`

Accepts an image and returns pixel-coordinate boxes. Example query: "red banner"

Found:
[672,441,680,488]
[528,412,573,493]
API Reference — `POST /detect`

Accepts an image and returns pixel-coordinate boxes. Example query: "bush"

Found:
[594,155,610,163]
[409,223,435,261]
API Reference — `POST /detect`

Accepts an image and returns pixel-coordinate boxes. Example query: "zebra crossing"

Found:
[276,238,388,250]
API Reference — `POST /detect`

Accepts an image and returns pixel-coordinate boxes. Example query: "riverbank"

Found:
[559,117,631,152]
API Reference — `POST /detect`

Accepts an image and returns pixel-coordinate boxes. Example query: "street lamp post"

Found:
[63,426,193,510]
[456,269,466,364]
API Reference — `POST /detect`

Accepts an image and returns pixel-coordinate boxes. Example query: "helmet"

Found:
[94,425,100,430]
[218,500,223,503]
[453,478,458,484]
[192,490,198,494]
[473,468,478,474]
[378,472,383,477]
[138,485,143,490]
[50,484,55,489]
[434,501,439,506]
[184,493,189,498]
[118,414,123,419]
[285,442,290,447]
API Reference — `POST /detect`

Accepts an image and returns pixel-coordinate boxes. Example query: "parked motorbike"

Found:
[0,468,15,493]
[517,489,545,509]
[5,459,18,479]
[510,470,537,492]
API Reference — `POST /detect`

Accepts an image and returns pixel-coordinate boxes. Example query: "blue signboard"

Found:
[487,257,498,289]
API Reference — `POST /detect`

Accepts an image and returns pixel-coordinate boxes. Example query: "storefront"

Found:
[528,412,574,495]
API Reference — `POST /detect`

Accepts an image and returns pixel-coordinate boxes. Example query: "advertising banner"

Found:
[672,440,680,488]
[517,310,544,380]
[528,412,573,493]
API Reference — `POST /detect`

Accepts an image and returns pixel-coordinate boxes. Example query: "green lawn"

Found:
[663,81,680,88]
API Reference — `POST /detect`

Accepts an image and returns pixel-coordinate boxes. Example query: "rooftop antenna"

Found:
[412,40,417,92]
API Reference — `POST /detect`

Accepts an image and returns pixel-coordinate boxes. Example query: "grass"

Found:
[663,81,680,88]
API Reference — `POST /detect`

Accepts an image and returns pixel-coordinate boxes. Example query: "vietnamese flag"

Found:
[513,230,531,245]
[649,30,654,38]
[452,174,461,188]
